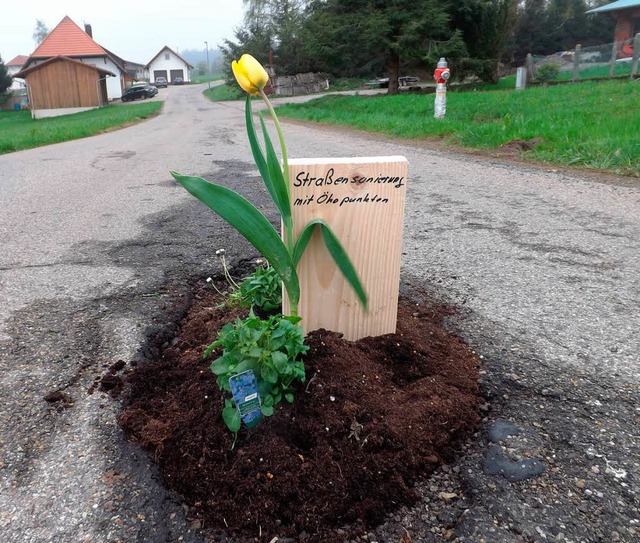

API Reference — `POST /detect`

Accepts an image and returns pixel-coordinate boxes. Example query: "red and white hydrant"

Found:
[433,57,450,119]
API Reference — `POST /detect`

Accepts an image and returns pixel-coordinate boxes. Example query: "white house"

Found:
[6,55,28,91]
[23,16,136,101]
[146,46,193,84]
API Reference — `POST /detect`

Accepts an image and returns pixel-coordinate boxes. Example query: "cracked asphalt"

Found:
[0,83,638,542]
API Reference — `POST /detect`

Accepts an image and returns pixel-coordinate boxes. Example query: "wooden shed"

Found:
[15,56,114,119]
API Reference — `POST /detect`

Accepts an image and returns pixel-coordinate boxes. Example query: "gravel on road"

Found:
[0,84,638,542]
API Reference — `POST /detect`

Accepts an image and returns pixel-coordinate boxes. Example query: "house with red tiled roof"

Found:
[146,46,194,85]
[6,55,29,91]
[22,16,127,100]
[15,56,113,119]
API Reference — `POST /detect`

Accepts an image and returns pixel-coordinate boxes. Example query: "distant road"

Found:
[0,82,638,543]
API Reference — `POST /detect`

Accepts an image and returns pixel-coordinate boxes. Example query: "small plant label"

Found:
[284,156,408,340]
[229,370,262,428]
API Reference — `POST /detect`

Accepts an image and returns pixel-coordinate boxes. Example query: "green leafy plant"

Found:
[206,253,282,312]
[172,54,367,432]
[205,312,308,431]
[229,260,282,312]
[536,62,561,84]
[171,54,367,318]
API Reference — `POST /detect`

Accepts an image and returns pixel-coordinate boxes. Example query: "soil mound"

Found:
[119,286,480,541]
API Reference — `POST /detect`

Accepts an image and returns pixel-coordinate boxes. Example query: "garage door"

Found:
[170,69,184,82]
[153,70,168,81]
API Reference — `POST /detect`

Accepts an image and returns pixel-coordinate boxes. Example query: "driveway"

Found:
[0,84,638,542]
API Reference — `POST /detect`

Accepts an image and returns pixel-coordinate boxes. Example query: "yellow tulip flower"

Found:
[232,54,269,95]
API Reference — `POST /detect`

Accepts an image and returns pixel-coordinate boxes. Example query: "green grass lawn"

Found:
[275,79,640,177]
[191,72,224,84]
[0,102,163,154]
[556,61,632,81]
[203,83,243,101]
[203,78,365,102]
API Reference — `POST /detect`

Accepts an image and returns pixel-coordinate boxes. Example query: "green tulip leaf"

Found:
[292,220,316,266]
[244,96,271,194]
[321,221,368,310]
[294,218,368,310]
[258,111,292,227]
[245,97,291,228]
[170,172,300,307]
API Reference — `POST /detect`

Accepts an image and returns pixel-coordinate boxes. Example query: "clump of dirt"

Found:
[118,285,481,541]
[498,137,544,156]
[89,359,129,396]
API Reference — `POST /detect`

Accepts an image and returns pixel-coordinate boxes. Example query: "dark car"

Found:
[365,76,420,88]
[121,85,158,102]
[154,77,168,88]
[172,77,184,85]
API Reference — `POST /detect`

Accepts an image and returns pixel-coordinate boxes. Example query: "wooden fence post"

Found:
[609,41,618,78]
[631,33,640,79]
[573,44,581,82]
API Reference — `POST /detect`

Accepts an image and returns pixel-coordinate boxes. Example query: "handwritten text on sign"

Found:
[284,157,408,341]
[292,168,405,207]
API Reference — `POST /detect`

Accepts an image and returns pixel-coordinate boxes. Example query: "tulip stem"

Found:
[259,89,294,256]
[259,90,289,191]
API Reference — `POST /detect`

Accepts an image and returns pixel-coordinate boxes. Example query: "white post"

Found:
[434,83,447,118]
[516,67,527,90]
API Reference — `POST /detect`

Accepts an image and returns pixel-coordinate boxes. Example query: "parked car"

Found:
[172,77,184,85]
[121,85,158,102]
[364,76,419,88]
[155,77,168,88]
[398,76,420,86]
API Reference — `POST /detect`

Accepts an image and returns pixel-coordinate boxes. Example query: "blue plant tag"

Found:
[228,370,262,428]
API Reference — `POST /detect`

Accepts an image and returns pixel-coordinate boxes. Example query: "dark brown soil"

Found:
[118,285,481,542]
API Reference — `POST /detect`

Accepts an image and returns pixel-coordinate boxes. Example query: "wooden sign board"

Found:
[283,156,408,341]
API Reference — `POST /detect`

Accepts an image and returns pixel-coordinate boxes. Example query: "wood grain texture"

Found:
[26,59,103,109]
[283,156,408,340]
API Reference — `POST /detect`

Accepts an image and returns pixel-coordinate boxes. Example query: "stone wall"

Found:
[273,72,329,96]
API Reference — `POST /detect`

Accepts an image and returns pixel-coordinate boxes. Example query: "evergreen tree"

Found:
[239,0,310,74]
[514,0,615,60]
[300,0,458,94]
[0,56,13,95]
[299,0,388,78]
[448,0,518,83]
[220,23,274,92]
[514,0,550,61]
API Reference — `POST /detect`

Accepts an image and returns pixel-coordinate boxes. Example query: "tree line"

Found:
[220,0,616,93]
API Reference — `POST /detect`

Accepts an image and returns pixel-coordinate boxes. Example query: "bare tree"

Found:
[32,19,49,45]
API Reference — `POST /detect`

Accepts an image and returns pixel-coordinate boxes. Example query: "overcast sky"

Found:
[1,1,246,64]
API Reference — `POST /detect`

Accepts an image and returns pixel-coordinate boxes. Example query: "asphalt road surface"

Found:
[0,84,638,542]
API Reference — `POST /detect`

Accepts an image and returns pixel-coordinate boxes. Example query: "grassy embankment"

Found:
[556,61,632,80]
[0,102,163,154]
[203,77,365,102]
[274,79,640,177]
[191,72,224,84]
[204,83,242,101]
